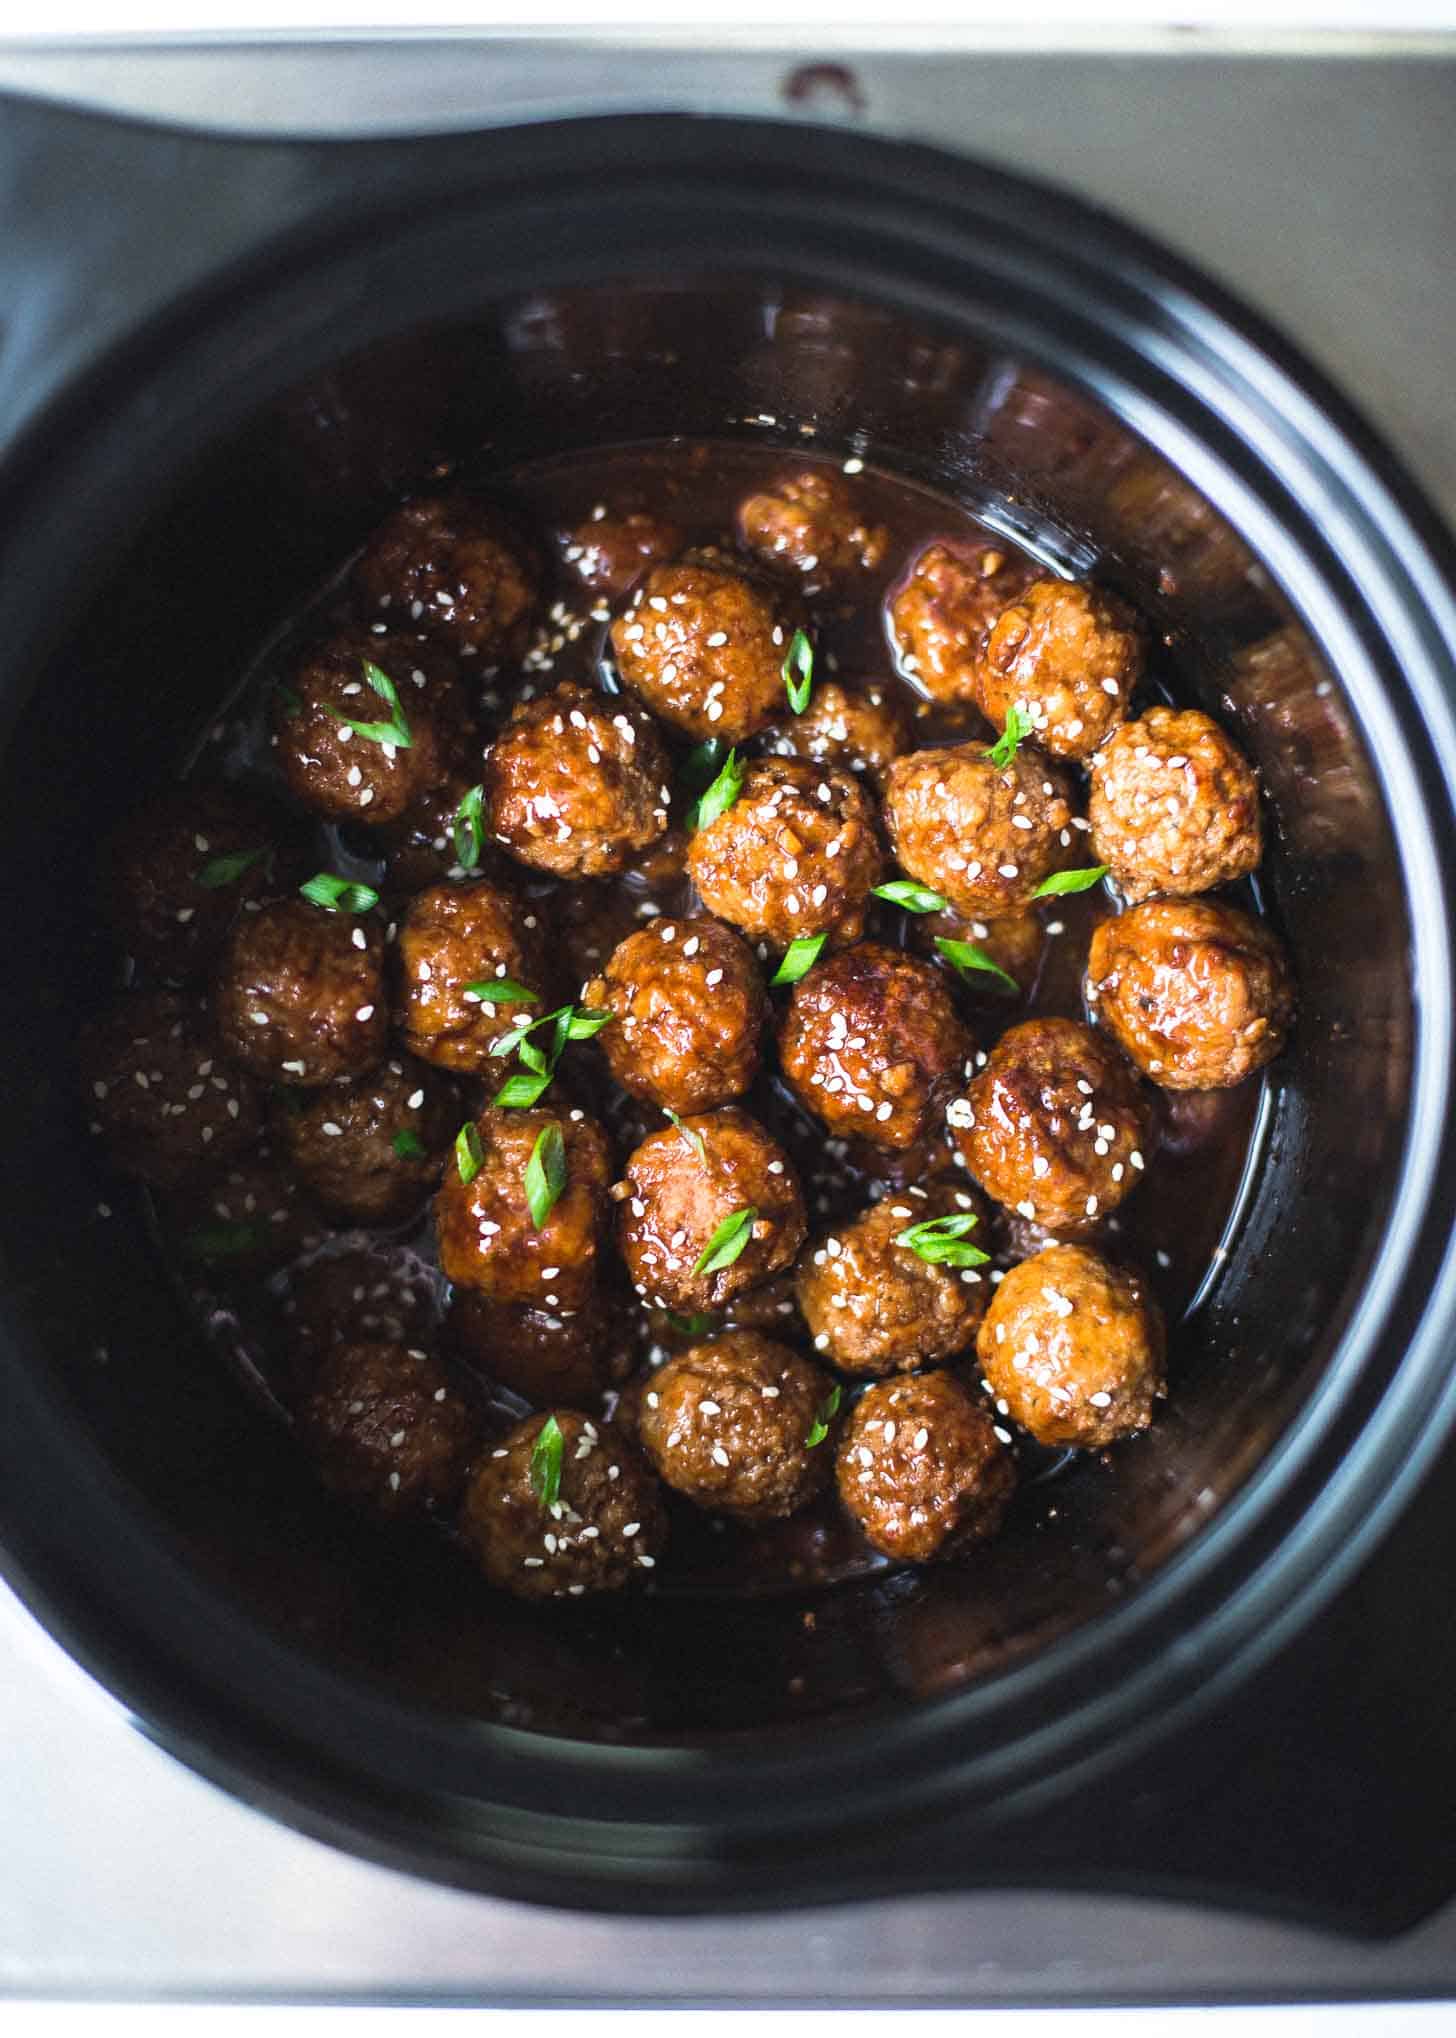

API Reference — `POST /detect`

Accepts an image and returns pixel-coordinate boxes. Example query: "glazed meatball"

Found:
[778,942,972,1150]
[560,509,684,598]
[483,680,671,879]
[913,904,1046,1009]
[835,1370,1015,1563]
[283,1246,438,1374]
[585,918,766,1114]
[977,1243,1166,1447]
[353,493,539,661]
[609,556,799,743]
[976,578,1144,761]
[435,1106,613,1311]
[1088,706,1263,902]
[638,1331,836,1520]
[101,783,284,980]
[272,1057,458,1223]
[761,677,912,784]
[297,1340,478,1521]
[737,468,889,580]
[80,991,262,1188]
[889,540,1037,706]
[380,771,496,894]
[161,1144,327,1275]
[446,1288,632,1409]
[215,896,387,1086]
[617,1107,807,1313]
[796,1183,990,1375]
[884,741,1078,918]
[954,1017,1152,1233]
[1086,897,1294,1090]
[460,1409,667,1600]
[397,879,548,1072]
[685,756,884,952]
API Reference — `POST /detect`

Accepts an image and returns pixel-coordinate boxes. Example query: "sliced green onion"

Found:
[934,936,1019,994]
[805,1383,843,1449]
[1031,865,1108,899]
[894,1211,990,1268]
[524,1122,567,1230]
[782,627,814,715]
[299,873,379,914]
[692,1205,757,1278]
[686,747,746,833]
[984,702,1033,771]
[529,1414,564,1511]
[455,1121,485,1186]
[391,1127,425,1161]
[453,784,486,870]
[666,1311,716,1337]
[493,1068,553,1109]
[463,977,538,1007]
[186,1222,260,1259]
[325,658,414,749]
[680,739,726,799]
[771,932,828,987]
[196,846,266,889]
[873,880,948,914]
[664,1108,708,1163]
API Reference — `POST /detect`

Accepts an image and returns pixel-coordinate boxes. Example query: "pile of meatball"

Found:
[82,467,1295,1603]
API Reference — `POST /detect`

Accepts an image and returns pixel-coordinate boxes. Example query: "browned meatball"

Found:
[778,942,972,1150]
[609,556,799,743]
[584,918,766,1114]
[638,1331,836,1520]
[353,494,539,661]
[617,1108,807,1313]
[101,783,284,980]
[460,1409,667,1599]
[737,469,889,580]
[80,991,263,1188]
[1087,897,1294,1090]
[977,1243,1166,1446]
[445,1288,632,1409]
[953,1017,1152,1232]
[685,756,884,952]
[912,904,1047,1009]
[272,1057,458,1223]
[835,1371,1015,1563]
[1088,706,1263,902]
[889,540,1037,706]
[297,1340,478,1521]
[482,680,671,879]
[283,1246,438,1374]
[796,1183,990,1375]
[884,742,1078,917]
[160,1145,327,1275]
[380,771,496,893]
[560,509,684,598]
[435,1106,613,1311]
[215,897,387,1087]
[976,578,1144,760]
[761,677,912,785]
[396,879,548,1072]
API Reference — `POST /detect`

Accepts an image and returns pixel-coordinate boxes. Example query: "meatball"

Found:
[434,1106,613,1310]
[737,468,889,580]
[584,918,766,1114]
[977,1243,1166,1447]
[609,556,799,743]
[796,1183,990,1375]
[560,509,683,598]
[297,1340,478,1521]
[214,896,387,1086]
[976,578,1144,761]
[913,903,1047,1009]
[396,879,548,1072]
[101,783,285,980]
[835,1370,1015,1563]
[1088,706,1263,902]
[1086,897,1294,1090]
[954,1017,1153,1233]
[283,1246,438,1375]
[459,1409,667,1600]
[482,680,671,879]
[778,942,972,1150]
[446,1288,632,1409]
[380,771,496,894]
[685,756,883,952]
[353,493,539,661]
[884,741,1078,918]
[761,677,912,784]
[272,1056,458,1223]
[889,540,1037,706]
[80,990,263,1188]
[161,1145,327,1275]
[617,1107,807,1314]
[638,1331,836,1520]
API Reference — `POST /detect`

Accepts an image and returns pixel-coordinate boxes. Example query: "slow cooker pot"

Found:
[2,102,1456,1914]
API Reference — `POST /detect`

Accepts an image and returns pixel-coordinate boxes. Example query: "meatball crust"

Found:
[297,1340,478,1521]
[1087,897,1294,1090]
[102,783,284,980]
[445,1288,631,1409]
[638,1331,836,1520]
[685,756,884,952]
[283,1247,438,1375]
[483,680,671,879]
[737,468,889,580]
[761,677,912,785]
[273,1056,458,1223]
[778,942,972,1150]
[81,991,263,1188]
[585,918,766,1115]
[977,1243,1166,1447]
[1088,706,1262,903]
[396,878,548,1072]
[836,1370,1015,1564]
[796,1184,990,1375]
[561,510,684,598]
[460,1410,667,1600]
[273,627,473,826]
[353,493,539,660]
[955,1017,1152,1233]
[434,1106,613,1311]
[977,578,1144,761]
[884,741,1078,918]
[214,897,387,1087]
[617,1107,807,1314]
[889,540,1037,706]
[609,556,799,743]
